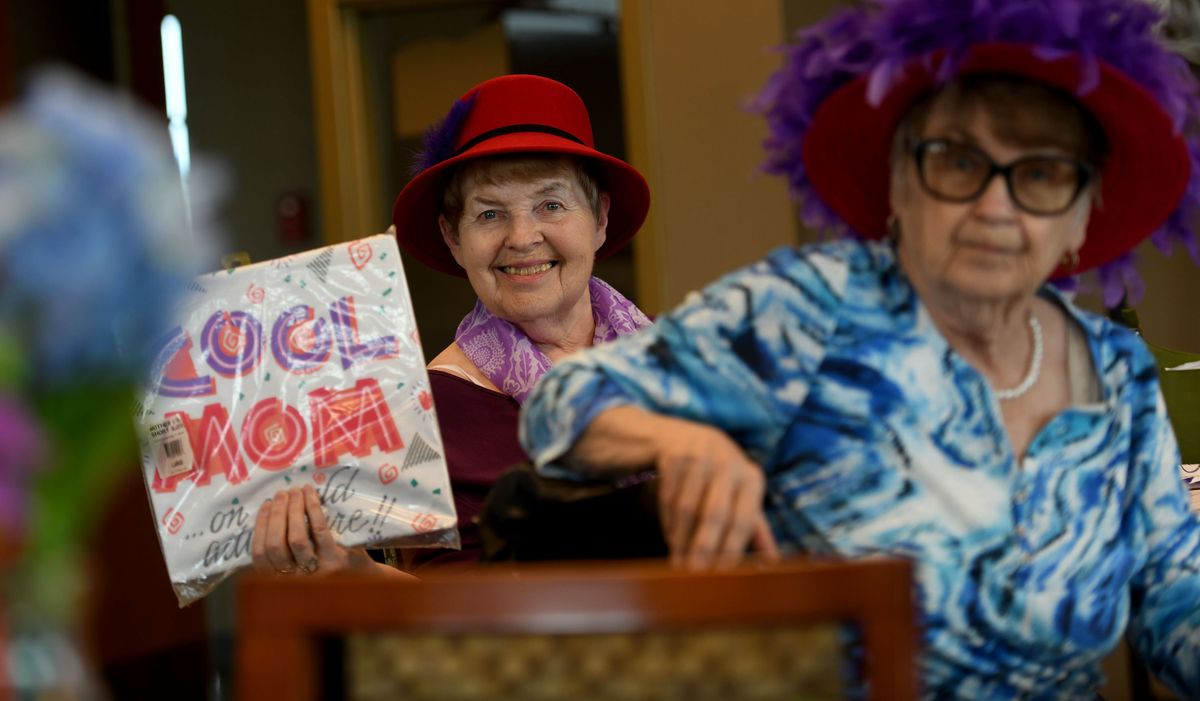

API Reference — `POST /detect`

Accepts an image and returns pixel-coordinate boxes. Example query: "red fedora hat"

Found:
[392,74,650,277]
[757,0,1200,298]
[802,43,1190,276]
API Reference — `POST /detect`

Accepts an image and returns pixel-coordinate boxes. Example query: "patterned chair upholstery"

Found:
[347,626,845,700]
[237,559,918,701]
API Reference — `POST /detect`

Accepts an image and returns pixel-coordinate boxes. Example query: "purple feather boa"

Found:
[755,0,1200,307]
[411,94,477,176]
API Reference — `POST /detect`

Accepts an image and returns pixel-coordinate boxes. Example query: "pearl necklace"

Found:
[994,313,1043,401]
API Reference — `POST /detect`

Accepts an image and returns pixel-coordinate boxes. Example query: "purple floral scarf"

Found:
[455,277,652,404]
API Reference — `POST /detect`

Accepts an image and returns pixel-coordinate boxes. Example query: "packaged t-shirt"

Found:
[134,234,458,605]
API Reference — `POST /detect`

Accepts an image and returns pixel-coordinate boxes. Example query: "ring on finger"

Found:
[300,558,319,574]
[275,566,295,575]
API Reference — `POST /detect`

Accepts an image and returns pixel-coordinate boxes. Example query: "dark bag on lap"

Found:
[477,462,668,562]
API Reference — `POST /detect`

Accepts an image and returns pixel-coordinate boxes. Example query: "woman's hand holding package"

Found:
[250,484,411,579]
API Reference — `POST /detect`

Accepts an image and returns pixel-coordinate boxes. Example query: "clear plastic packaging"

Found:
[133,234,459,605]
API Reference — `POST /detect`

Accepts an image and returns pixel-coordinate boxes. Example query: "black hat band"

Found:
[451,124,586,158]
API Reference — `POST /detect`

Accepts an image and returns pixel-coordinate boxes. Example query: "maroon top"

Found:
[408,369,528,569]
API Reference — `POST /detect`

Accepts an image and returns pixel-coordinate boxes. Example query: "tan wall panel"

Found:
[1074,241,1200,352]
[1134,247,1200,352]
[622,0,797,313]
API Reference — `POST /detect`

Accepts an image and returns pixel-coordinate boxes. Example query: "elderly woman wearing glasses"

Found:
[520,0,1200,696]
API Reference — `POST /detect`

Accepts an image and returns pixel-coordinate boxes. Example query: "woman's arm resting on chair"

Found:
[567,405,778,570]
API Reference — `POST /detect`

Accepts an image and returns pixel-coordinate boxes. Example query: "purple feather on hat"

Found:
[411,94,476,176]
[755,0,1200,305]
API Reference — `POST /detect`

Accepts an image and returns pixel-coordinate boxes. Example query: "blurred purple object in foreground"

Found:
[0,396,43,538]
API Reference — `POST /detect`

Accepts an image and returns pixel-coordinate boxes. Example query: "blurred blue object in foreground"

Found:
[0,66,223,387]
[0,67,225,639]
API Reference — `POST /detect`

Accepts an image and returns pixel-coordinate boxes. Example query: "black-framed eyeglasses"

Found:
[910,138,1094,216]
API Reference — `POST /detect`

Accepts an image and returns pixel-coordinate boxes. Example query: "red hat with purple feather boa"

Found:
[757,0,1200,305]
[392,74,650,277]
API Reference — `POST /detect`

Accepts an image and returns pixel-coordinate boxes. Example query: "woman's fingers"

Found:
[284,487,319,574]
[303,484,339,571]
[656,454,681,537]
[250,486,373,577]
[250,498,276,573]
[752,514,781,563]
[657,421,714,561]
[652,427,763,568]
[655,422,772,570]
[255,490,300,573]
[713,469,767,569]
[666,455,708,564]
[686,461,737,569]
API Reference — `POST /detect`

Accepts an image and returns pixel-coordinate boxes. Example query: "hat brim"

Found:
[802,43,1191,276]
[393,133,650,277]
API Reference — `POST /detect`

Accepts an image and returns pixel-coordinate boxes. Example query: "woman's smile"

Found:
[496,260,558,278]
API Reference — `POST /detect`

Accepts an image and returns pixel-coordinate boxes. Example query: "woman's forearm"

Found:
[565,405,673,472]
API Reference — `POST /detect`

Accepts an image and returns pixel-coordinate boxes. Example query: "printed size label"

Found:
[150,415,194,480]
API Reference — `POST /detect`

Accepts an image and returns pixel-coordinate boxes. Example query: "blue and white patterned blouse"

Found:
[520,239,1200,699]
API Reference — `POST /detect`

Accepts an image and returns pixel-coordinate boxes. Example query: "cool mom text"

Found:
[149,296,405,494]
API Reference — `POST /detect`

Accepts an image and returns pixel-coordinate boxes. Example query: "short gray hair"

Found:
[440,156,603,233]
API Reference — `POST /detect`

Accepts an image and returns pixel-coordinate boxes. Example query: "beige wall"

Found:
[1074,240,1200,352]
[1138,247,1200,352]
[169,0,321,264]
[621,0,799,314]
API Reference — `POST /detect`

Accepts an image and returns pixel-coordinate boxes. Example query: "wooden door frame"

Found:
[307,0,502,244]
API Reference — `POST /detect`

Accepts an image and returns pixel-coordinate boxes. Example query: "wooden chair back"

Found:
[237,558,919,700]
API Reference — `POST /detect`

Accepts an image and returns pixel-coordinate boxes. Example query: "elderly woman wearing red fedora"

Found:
[520,0,1200,696]
[250,74,651,576]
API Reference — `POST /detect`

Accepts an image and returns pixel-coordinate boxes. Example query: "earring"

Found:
[1061,249,1080,272]
[886,214,901,242]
